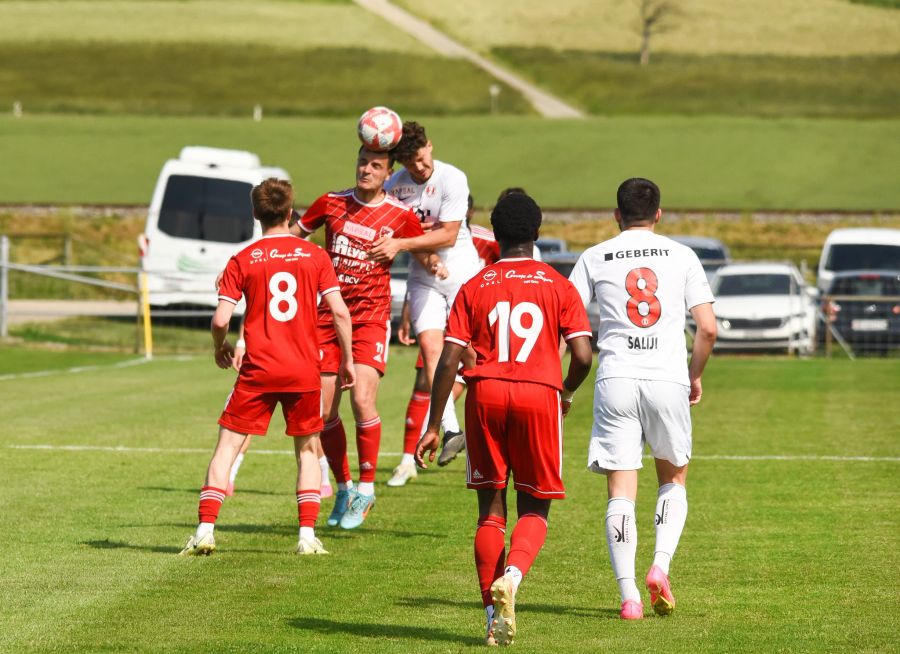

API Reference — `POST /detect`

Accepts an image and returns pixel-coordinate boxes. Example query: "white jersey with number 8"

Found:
[569,230,714,386]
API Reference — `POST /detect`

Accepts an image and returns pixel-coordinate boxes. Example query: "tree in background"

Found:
[637,0,681,66]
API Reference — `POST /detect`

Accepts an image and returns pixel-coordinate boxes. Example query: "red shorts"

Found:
[464,378,565,499]
[219,385,323,437]
[318,321,390,375]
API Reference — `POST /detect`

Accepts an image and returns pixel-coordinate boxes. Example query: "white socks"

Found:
[357,481,375,496]
[299,526,315,542]
[196,522,214,539]
[318,455,330,484]
[229,453,244,484]
[400,453,416,466]
[441,396,461,434]
[652,483,688,575]
[606,497,640,603]
[504,565,523,592]
[337,481,354,492]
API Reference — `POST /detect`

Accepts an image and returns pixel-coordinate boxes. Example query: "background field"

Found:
[3,115,900,210]
[1,348,898,652]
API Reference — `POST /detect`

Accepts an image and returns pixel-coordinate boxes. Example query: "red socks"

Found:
[506,513,548,578]
[321,418,351,484]
[296,489,321,527]
[474,515,507,607]
[356,416,381,484]
[198,486,226,523]
[403,391,430,455]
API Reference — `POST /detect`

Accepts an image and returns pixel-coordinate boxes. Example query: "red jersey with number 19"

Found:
[445,258,592,391]
[218,234,340,393]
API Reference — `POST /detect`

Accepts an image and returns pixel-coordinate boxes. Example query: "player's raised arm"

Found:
[415,341,465,468]
[687,302,716,405]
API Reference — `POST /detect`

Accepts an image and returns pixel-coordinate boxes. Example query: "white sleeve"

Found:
[684,251,715,310]
[438,167,469,223]
[568,251,594,308]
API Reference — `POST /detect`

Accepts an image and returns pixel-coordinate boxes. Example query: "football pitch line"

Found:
[6,444,899,463]
[0,355,199,382]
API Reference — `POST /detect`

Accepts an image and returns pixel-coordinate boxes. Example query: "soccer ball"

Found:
[357,106,403,152]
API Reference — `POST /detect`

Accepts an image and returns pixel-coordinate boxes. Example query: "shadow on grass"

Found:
[288,616,482,646]
[140,486,280,496]
[81,539,181,554]
[394,596,614,618]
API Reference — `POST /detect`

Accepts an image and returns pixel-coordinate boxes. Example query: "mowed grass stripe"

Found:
[3,115,899,210]
[0,42,531,117]
[494,49,900,119]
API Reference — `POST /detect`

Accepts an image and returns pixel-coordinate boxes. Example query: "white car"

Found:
[712,262,818,355]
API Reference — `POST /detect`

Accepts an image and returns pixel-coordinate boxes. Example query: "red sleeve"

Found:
[399,208,425,238]
[299,194,330,233]
[316,247,340,295]
[560,280,592,340]
[217,256,243,304]
[444,281,473,347]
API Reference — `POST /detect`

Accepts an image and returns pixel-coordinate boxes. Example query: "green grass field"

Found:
[3,115,899,210]
[1,347,898,652]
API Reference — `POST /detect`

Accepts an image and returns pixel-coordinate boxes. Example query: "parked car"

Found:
[668,235,731,282]
[542,251,601,345]
[139,146,289,307]
[712,262,817,354]
[821,271,900,353]
[535,237,568,257]
[817,228,900,292]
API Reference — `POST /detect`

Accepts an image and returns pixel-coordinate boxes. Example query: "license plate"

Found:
[851,319,888,331]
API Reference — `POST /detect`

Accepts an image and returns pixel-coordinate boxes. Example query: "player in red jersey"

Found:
[180,178,355,557]
[295,146,444,530]
[416,193,594,645]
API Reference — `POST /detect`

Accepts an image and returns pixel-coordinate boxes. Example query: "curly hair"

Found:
[491,192,542,247]
[390,121,429,163]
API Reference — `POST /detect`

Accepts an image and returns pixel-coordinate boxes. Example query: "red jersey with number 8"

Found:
[445,258,592,391]
[218,234,340,392]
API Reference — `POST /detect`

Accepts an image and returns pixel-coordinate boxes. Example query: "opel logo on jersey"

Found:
[251,248,263,259]
[483,270,497,281]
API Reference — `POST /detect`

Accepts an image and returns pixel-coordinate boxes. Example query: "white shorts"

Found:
[588,377,692,473]
[408,279,464,334]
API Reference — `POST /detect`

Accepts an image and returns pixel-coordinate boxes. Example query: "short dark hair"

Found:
[491,192,542,247]
[617,178,660,226]
[251,178,293,228]
[358,144,395,167]
[391,121,428,163]
[496,187,527,203]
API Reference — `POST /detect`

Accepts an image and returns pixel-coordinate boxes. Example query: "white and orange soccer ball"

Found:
[357,106,403,152]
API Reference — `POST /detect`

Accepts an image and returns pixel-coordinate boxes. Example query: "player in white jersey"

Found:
[370,122,481,477]
[569,178,717,620]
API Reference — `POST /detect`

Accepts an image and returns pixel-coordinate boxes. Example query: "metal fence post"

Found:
[1,235,9,338]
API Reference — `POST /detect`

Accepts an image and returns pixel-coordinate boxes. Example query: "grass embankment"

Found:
[0,352,897,651]
[3,115,899,210]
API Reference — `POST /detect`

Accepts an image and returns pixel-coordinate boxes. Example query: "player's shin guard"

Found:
[321,418,351,484]
[506,513,548,581]
[355,416,381,484]
[475,515,507,608]
[198,486,226,524]
[297,489,321,527]
[653,483,688,575]
[606,497,640,602]
[403,391,430,455]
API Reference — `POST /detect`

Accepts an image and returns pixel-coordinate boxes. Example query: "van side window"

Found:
[158,175,254,243]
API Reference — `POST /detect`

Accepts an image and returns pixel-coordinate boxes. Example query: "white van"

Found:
[138,147,289,307]
[817,228,900,291]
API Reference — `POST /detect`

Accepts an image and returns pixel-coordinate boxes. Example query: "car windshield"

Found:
[716,274,793,296]
[826,244,900,272]
[830,275,900,296]
[690,246,727,261]
[158,175,254,243]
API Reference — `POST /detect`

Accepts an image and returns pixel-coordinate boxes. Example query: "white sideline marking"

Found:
[4,444,898,462]
[0,355,197,382]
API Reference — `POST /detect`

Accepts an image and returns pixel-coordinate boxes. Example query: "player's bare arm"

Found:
[369,219,462,263]
[211,299,237,369]
[412,251,449,279]
[687,302,717,405]
[415,341,465,468]
[322,290,357,390]
[561,335,594,416]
